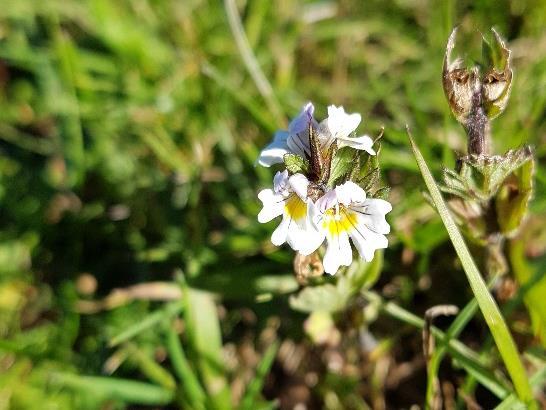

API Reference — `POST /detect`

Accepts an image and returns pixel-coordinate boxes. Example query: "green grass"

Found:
[0,0,545,408]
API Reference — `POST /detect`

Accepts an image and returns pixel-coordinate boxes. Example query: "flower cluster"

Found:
[257,103,392,275]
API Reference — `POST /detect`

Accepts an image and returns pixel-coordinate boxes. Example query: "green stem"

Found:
[408,131,536,408]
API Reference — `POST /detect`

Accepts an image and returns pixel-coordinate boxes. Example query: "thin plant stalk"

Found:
[224,0,285,126]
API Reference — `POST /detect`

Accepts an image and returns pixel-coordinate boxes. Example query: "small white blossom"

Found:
[257,103,316,167]
[257,103,375,167]
[258,170,320,253]
[307,181,391,275]
[319,105,376,155]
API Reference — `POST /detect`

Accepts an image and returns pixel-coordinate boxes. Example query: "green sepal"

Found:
[283,153,309,175]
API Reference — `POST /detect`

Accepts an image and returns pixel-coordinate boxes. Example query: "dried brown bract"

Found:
[442,28,513,155]
[293,251,324,284]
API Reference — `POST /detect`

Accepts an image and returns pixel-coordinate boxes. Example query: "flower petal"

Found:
[325,105,361,140]
[315,189,338,213]
[350,198,392,233]
[337,134,376,155]
[352,228,388,260]
[294,200,326,255]
[257,189,285,223]
[323,229,352,275]
[273,170,290,196]
[334,181,366,206]
[287,134,310,158]
[346,208,389,261]
[288,173,309,201]
[288,102,315,135]
[367,198,393,215]
[271,217,290,246]
[257,131,290,167]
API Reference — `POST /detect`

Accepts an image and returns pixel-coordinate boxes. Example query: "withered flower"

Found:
[442,28,513,155]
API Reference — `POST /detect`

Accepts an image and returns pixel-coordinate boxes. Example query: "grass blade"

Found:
[240,341,279,410]
[183,286,231,410]
[48,372,174,405]
[407,129,537,408]
[125,343,176,390]
[494,364,546,410]
[109,301,183,347]
[224,0,285,126]
[165,326,207,410]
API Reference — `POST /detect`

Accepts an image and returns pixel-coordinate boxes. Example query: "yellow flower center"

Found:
[285,195,307,220]
[322,207,358,236]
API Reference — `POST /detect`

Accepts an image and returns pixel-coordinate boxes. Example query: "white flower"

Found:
[257,103,375,167]
[319,105,376,155]
[258,170,322,253]
[307,181,391,275]
[257,103,316,167]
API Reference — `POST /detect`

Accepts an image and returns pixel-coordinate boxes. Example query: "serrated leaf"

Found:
[283,153,309,174]
[444,148,533,202]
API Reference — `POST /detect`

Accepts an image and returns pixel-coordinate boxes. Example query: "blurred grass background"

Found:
[0,0,545,408]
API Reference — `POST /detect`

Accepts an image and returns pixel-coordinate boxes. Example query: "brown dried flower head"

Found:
[443,28,513,122]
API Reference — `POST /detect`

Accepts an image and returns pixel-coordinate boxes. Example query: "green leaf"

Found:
[327,147,356,187]
[346,249,383,291]
[494,364,546,410]
[373,186,391,200]
[464,148,532,200]
[289,283,350,313]
[47,372,174,405]
[182,286,231,410]
[125,343,176,390]
[407,129,537,408]
[165,327,207,410]
[283,153,309,174]
[109,301,183,347]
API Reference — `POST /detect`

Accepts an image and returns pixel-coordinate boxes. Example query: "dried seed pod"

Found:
[442,29,480,124]
[442,28,513,155]
[482,29,513,120]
